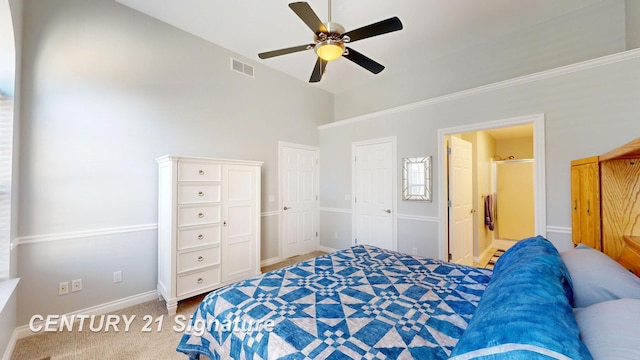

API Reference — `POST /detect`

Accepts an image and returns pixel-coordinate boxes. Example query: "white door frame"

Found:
[351,136,398,250]
[437,114,546,261]
[278,141,320,260]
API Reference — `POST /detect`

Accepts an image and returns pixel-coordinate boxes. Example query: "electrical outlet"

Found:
[71,279,82,292]
[412,247,418,256]
[113,271,123,283]
[59,281,69,296]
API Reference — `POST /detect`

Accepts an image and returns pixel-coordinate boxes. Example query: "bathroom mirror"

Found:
[402,156,432,201]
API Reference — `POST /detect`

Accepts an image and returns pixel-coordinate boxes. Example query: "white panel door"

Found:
[280,145,319,259]
[222,165,257,281]
[449,137,474,265]
[353,140,395,250]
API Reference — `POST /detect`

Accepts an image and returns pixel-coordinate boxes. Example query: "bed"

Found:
[176,236,640,360]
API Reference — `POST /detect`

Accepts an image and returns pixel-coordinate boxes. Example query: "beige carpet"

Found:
[11,251,326,360]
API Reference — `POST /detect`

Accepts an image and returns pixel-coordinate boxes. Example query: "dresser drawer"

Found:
[177,225,220,250]
[178,184,221,204]
[178,161,221,182]
[177,267,220,296]
[178,205,220,227]
[177,247,220,273]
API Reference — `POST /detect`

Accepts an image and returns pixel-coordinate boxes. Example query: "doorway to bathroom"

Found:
[438,114,546,264]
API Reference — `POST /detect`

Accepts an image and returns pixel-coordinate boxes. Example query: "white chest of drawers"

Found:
[156,155,262,314]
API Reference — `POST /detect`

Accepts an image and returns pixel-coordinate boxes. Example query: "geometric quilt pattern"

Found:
[177,245,492,360]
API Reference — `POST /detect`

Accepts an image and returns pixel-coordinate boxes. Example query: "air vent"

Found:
[230,58,254,78]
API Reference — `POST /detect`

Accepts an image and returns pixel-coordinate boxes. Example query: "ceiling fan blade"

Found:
[289,2,327,34]
[309,57,328,83]
[342,16,403,43]
[258,44,315,59]
[343,47,385,74]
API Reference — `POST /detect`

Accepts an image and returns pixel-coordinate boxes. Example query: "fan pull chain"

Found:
[328,0,332,23]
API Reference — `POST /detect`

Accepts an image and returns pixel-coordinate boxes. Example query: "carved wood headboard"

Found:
[617,235,640,277]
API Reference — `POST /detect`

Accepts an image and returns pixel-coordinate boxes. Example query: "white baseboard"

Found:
[492,239,518,251]
[318,245,339,254]
[2,328,19,360]
[261,245,338,267]
[13,290,159,341]
[474,244,495,263]
[260,256,281,267]
[546,226,572,235]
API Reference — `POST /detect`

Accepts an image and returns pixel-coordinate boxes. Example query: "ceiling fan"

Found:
[258,1,403,83]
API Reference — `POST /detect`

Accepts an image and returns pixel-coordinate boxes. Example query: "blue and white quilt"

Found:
[177,245,492,359]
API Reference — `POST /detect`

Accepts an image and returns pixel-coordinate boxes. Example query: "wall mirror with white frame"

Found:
[402,156,432,201]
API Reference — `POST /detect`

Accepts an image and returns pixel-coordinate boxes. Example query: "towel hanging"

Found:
[484,194,495,231]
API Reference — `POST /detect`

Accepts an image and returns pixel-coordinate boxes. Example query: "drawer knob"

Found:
[197,278,204,284]
[197,234,204,240]
[198,170,205,175]
[198,191,204,197]
[197,256,204,262]
[198,213,204,218]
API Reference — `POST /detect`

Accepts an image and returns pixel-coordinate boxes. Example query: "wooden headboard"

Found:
[617,235,640,277]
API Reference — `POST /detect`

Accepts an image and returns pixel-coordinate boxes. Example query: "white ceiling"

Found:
[115,0,604,94]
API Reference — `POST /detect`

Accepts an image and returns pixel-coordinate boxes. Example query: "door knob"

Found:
[284,206,292,211]
[383,209,391,213]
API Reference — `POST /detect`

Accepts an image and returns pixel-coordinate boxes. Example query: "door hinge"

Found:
[354,197,358,204]
[448,200,451,207]
[355,238,358,244]
[448,253,452,261]
[354,156,357,162]
[316,231,318,237]
[316,195,318,201]
[447,147,452,155]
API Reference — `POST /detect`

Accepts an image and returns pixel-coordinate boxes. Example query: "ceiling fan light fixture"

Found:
[259,2,403,82]
[316,41,344,61]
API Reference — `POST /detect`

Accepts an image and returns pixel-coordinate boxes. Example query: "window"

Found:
[0,92,12,280]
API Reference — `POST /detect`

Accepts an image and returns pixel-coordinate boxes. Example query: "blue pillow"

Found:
[573,298,640,359]
[450,236,592,360]
[561,244,640,308]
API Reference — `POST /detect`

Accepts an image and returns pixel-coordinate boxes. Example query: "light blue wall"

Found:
[628,0,640,49]
[319,0,634,258]
[15,0,333,326]
[8,0,640,334]
[319,55,640,258]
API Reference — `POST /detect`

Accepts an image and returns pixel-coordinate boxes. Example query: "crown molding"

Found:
[319,48,640,130]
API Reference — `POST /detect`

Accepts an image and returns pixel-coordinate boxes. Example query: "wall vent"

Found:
[231,58,254,78]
